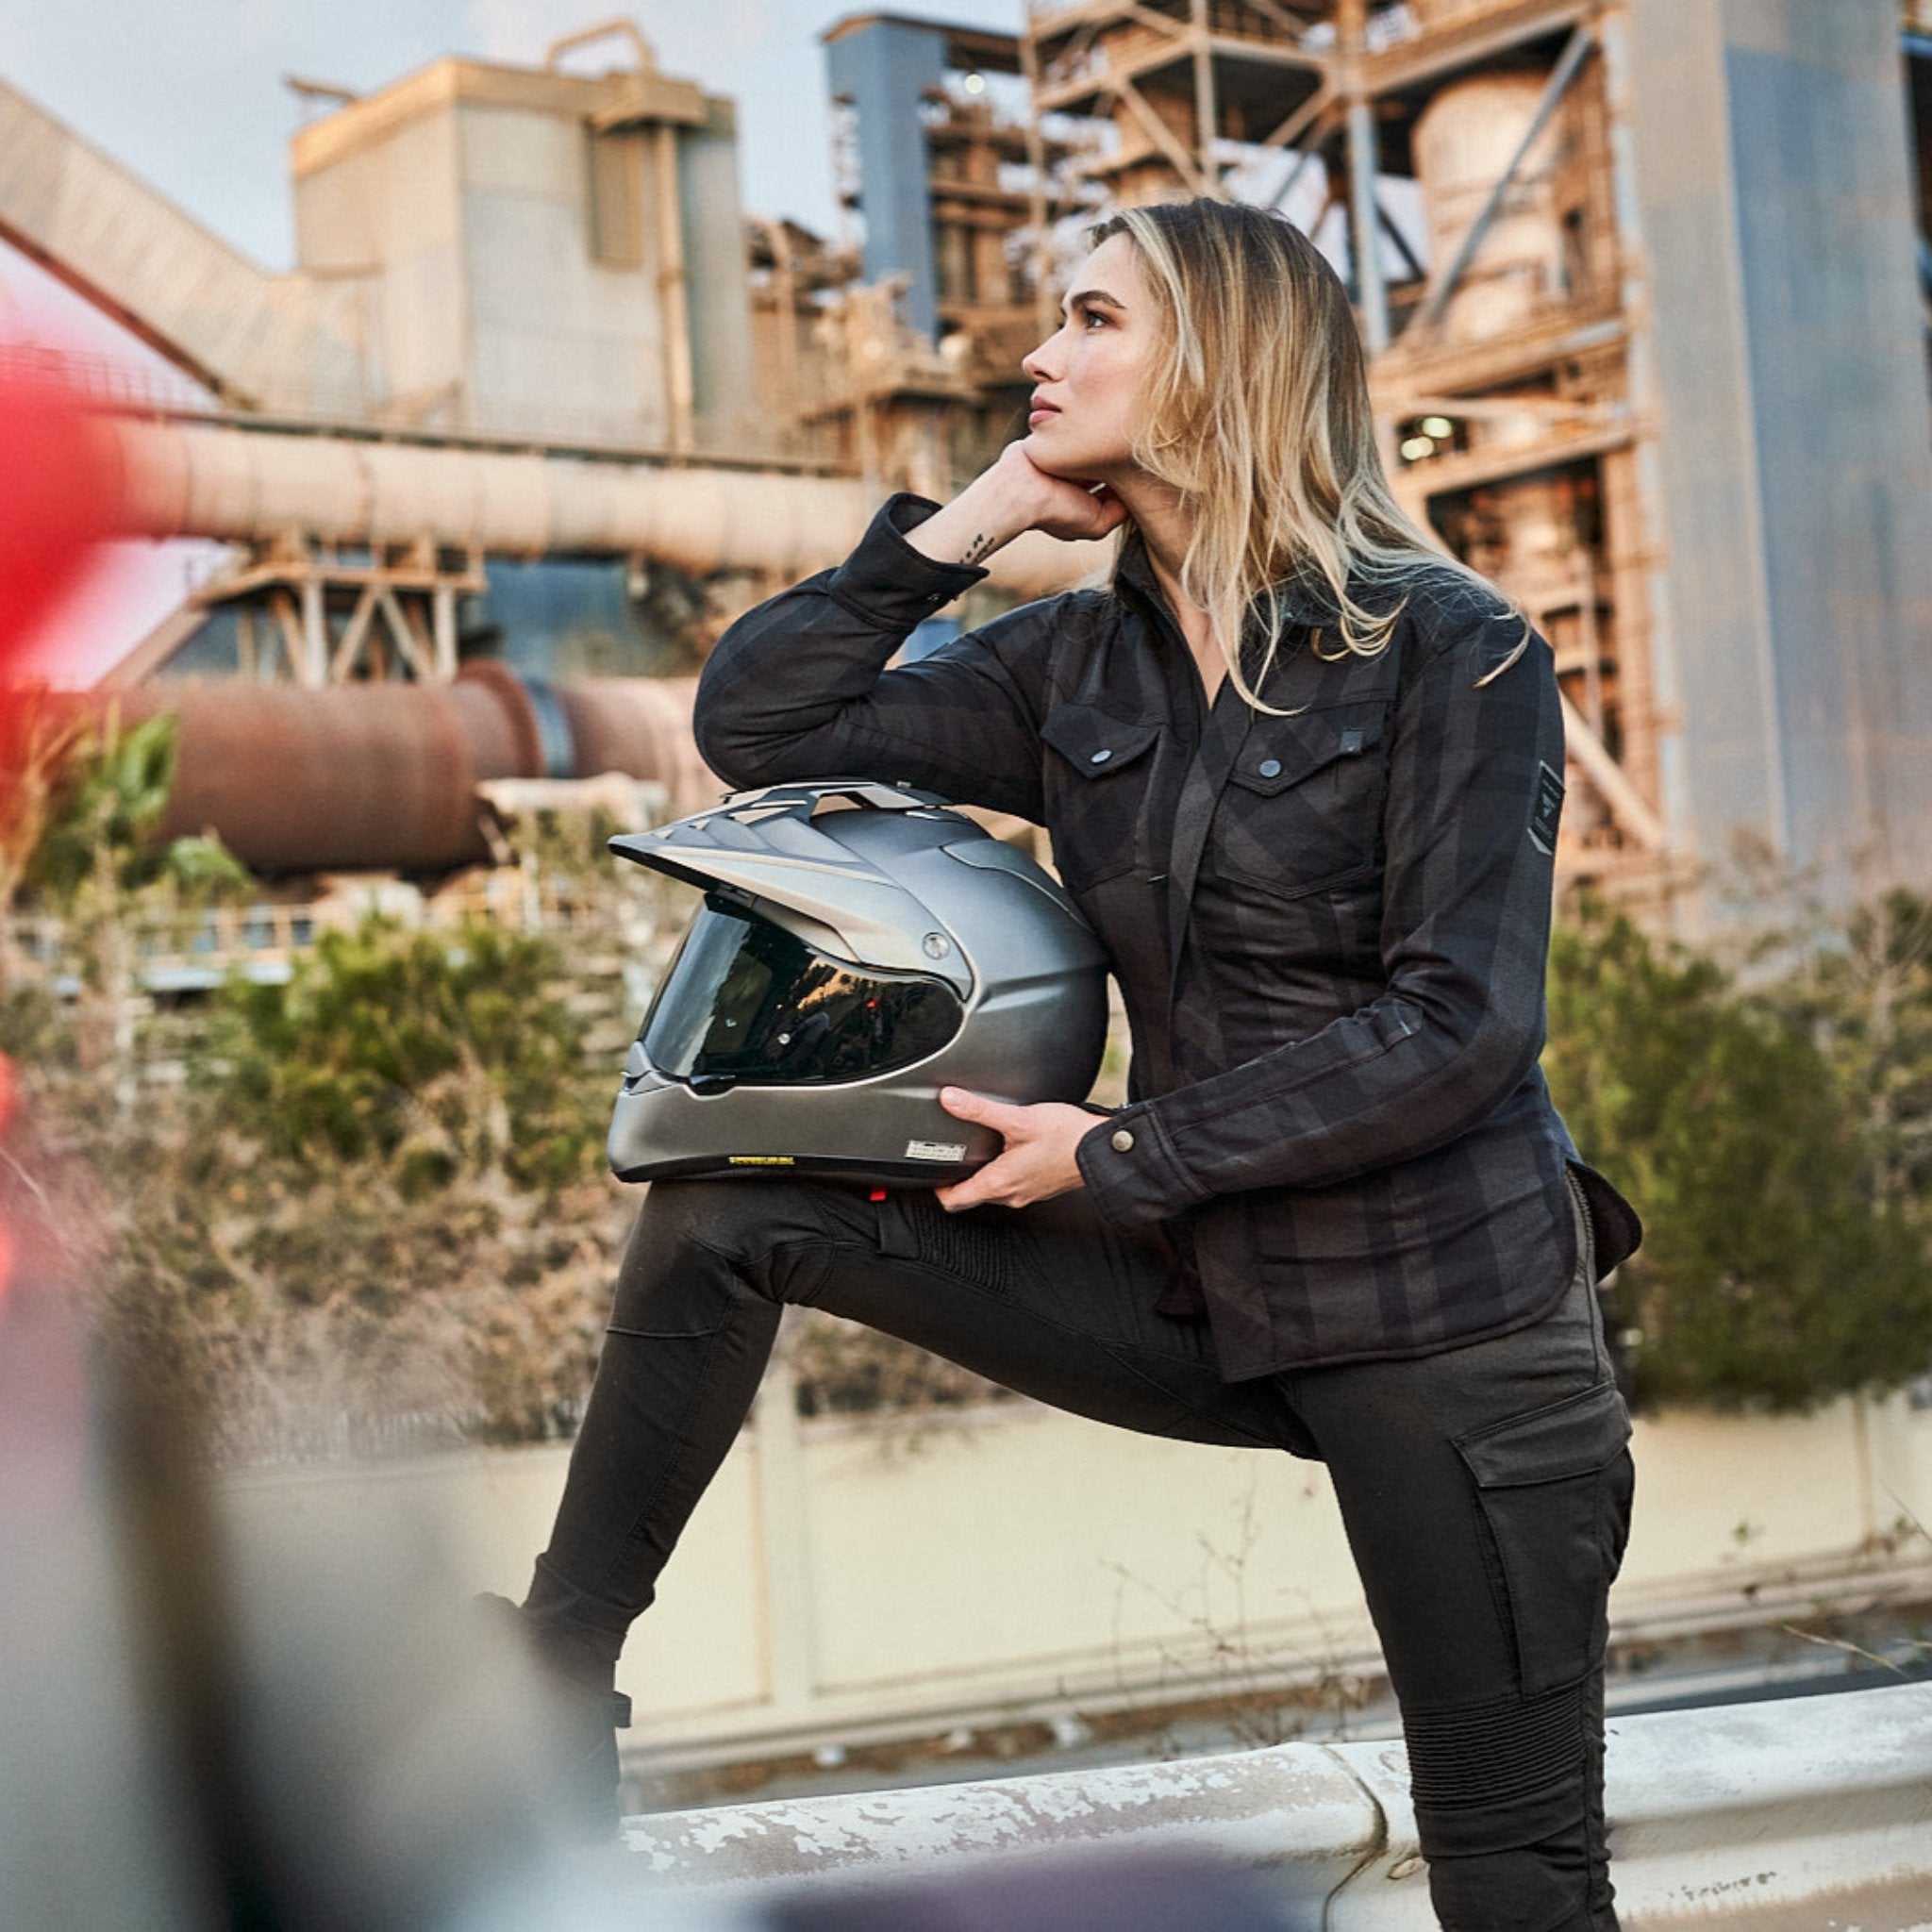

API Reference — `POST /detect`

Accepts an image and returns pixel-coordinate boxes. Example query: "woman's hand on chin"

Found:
[995,441,1129,543]
[904,444,1126,568]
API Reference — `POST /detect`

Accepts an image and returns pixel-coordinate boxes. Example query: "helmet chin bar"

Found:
[607,1046,1005,1185]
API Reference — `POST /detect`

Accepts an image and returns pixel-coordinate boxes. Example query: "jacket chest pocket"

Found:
[1041,703,1161,891]
[1217,698,1391,899]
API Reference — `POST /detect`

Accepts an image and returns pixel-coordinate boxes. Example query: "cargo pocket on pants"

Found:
[1455,1378,1634,1698]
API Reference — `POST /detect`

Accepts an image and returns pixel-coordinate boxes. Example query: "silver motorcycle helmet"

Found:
[607,779,1110,1185]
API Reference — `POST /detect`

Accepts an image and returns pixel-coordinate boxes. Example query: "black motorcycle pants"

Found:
[525,1178,1634,1931]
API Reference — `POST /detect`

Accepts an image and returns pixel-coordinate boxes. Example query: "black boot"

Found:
[474,1592,632,1840]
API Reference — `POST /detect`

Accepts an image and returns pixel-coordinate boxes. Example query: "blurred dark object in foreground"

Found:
[761,1852,1309,1932]
[0,1104,211,1926]
[0,1106,616,1929]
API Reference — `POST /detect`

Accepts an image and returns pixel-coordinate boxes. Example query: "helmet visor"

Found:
[641,896,963,1089]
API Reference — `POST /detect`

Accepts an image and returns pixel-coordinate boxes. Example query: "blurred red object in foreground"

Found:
[0,350,124,686]
[0,351,123,1306]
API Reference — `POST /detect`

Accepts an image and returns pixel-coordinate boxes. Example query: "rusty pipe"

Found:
[65,668,709,875]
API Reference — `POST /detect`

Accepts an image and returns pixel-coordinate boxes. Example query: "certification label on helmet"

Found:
[728,1155,796,1167]
[906,1140,969,1162]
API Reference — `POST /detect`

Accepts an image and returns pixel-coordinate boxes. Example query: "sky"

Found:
[0,2,1024,678]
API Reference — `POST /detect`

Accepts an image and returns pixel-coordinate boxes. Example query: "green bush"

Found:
[1546,904,1932,1410]
[205,915,601,1195]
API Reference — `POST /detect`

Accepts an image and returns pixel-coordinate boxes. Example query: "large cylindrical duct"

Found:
[76,669,707,875]
[108,420,873,574]
[553,678,711,815]
[102,417,1113,599]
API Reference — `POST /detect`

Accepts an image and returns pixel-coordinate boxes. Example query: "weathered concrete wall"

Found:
[682,97,760,455]
[217,1379,1932,1774]
[1625,0,1932,912]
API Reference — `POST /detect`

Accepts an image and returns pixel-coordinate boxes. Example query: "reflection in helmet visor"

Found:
[642,897,963,1088]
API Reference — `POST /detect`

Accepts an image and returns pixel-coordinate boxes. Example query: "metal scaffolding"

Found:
[1014,0,1662,892]
[999,1,1932,917]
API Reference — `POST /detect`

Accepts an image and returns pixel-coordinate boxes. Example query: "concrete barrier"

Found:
[219,1384,1932,1780]
[615,1681,1932,1927]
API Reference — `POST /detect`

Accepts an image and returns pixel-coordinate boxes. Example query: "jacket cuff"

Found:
[823,494,989,629]
[1075,1104,1206,1230]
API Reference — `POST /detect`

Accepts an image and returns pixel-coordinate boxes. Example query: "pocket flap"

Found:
[1457,1380,1630,1488]
[1041,704,1160,778]
[1230,702,1386,796]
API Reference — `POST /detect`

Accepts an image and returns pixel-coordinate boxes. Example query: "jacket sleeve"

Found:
[1076,591,1565,1226]
[696,494,1056,822]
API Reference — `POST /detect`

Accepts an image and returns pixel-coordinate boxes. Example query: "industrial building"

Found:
[2,3,1931,924]
[825,0,1932,923]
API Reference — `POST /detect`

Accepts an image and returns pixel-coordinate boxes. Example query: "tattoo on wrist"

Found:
[960,531,996,566]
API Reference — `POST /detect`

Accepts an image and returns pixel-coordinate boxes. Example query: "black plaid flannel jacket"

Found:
[696,496,1641,1379]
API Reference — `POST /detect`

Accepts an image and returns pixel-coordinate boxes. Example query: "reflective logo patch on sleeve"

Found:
[1528,761,1564,855]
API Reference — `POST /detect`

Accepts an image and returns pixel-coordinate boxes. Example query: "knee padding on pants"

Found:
[874,1191,1023,1298]
[1405,1678,1594,1857]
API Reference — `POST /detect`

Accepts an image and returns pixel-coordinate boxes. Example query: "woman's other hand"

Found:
[931,1089,1094,1212]
[903,443,1126,570]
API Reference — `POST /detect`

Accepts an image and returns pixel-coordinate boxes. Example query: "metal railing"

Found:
[614,1680,1932,1926]
[4,874,646,997]
[0,341,211,413]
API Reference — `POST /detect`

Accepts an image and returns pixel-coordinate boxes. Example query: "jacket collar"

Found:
[1111,525,1345,633]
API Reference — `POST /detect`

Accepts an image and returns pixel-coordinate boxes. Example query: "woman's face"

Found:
[1021,233,1159,485]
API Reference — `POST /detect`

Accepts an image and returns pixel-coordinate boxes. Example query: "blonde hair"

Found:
[1091,201,1502,709]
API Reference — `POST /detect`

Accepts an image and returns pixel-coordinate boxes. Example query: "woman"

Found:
[501,200,1640,1928]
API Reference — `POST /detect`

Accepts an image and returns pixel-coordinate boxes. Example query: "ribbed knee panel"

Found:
[1405,1676,1596,1858]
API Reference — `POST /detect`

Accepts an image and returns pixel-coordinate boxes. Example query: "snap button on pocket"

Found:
[1041,705,1158,781]
[1110,1128,1135,1153]
[1232,700,1389,797]
[1041,704,1161,890]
